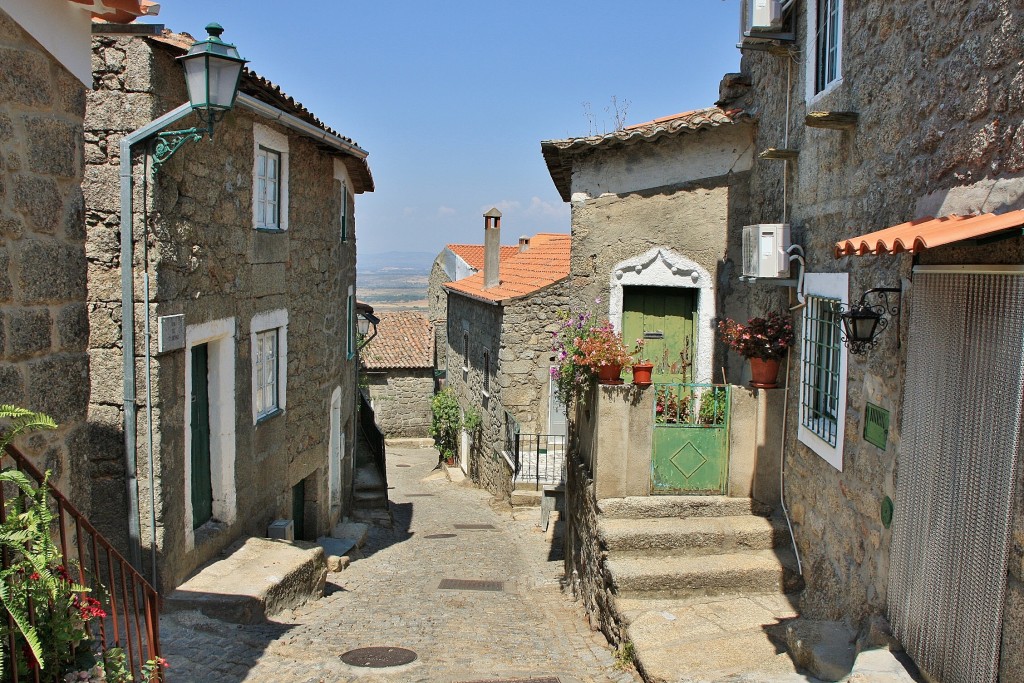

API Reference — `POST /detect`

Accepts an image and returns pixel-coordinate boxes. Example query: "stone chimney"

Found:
[518,236,530,252]
[483,207,501,290]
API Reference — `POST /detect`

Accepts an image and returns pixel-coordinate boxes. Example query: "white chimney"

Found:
[518,235,530,252]
[483,207,501,290]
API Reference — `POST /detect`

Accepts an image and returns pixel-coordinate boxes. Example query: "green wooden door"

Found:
[190,344,213,529]
[292,480,306,540]
[622,286,696,383]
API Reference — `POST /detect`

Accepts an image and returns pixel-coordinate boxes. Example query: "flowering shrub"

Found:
[717,312,795,360]
[550,309,599,407]
[575,322,632,370]
[630,338,650,365]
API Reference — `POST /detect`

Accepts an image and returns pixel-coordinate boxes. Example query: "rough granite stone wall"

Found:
[445,292,508,497]
[85,36,358,591]
[733,0,1024,663]
[0,9,92,513]
[499,281,569,435]
[427,254,450,372]
[365,369,433,437]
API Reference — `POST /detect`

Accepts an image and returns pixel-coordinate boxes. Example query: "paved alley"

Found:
[160,445,641,683]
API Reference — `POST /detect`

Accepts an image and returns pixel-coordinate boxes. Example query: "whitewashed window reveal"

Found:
[797,272,849,471]
[253,123,289,230]
[333,158,351,242]
[251,309,288,423]
[806,0,843,100]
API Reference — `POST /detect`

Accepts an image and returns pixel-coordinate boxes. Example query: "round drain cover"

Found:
[341,646,417,668]
[424,533,456,539]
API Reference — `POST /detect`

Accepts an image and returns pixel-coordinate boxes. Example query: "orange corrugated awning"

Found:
[834,210,1024,258]
[72,0,159,22]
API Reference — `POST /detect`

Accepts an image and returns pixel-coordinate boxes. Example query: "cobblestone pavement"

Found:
[160,446,642,683]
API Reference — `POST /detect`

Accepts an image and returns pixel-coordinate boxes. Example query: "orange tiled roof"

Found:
[147,30,374,193]
[447,244,520,270]
[360,311,434,370]
[444,233,570,304]
[541,106,753,201]
[74,0,159,22]
[834,210,1024,258]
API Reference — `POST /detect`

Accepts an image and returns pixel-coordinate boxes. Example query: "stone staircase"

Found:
[352,431,392,527]
[597,495,810,682]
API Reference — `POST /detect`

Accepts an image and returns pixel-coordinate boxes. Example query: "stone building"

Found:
[83,28,373,591]
[0,0,156,533]
[428,242,518,373]
[541,108,755,385]
[444,213,569,498]
[360,311,434,438]
[730,1,1024,679]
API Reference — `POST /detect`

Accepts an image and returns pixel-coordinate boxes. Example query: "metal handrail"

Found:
[1,444,162,682]
[512,433,567,491]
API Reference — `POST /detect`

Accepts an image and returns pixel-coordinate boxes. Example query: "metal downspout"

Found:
[118,102,193,572]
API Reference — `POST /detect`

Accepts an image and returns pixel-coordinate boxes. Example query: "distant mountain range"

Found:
[358,250,435,275]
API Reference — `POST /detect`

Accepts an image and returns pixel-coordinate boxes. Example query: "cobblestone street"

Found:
[160,445,641,683]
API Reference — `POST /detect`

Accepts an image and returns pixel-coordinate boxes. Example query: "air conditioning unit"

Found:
[742,224,791,278]
[739,0,795,45]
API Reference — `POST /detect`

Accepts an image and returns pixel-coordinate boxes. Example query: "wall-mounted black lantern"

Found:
[838,286,902,354]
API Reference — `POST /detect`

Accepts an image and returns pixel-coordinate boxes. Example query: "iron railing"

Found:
[513,433,567,491]
[1,444,162,683]
[358,391,387,487]
[503,410,521,473]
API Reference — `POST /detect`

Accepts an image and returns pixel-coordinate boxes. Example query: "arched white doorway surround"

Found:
[608,247,715,383]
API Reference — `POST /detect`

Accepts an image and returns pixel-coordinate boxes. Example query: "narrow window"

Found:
[340,183,349,241]
[482,350,490,396]
[256,146,281,229]
[347,288,355,359]
[462,333,470,372]
[254,328,279,418]
[814,0,842,95]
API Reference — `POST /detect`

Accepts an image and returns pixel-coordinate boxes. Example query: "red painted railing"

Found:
[1,444,162,682]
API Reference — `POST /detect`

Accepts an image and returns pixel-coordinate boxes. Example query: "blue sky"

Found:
[152,1,742,256]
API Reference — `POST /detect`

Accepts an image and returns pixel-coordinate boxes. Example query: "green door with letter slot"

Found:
[622,286,696,383]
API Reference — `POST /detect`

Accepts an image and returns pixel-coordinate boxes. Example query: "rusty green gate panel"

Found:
[652,383,729,495]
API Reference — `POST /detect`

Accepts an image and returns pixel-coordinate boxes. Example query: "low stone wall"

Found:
[365,369,433,438]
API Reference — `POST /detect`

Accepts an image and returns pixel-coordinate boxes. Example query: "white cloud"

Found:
[437,205,456,217]
[526,196,566,218]
[480,200,522,215]
[402,206,416,216]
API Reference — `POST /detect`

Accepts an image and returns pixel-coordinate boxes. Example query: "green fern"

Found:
[0,405,57,451]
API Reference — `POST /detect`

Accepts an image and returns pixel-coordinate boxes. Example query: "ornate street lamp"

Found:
[357,310,380,348]
[838,286,902,354]
[152,23,248,171]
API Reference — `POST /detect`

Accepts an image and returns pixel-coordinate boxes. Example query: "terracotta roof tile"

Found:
[147,30,374,193]
[834,210,1024,257]
[541,106,754,201]
[447,244,520,270]
[444,233,570,303]
[74,0,158,22]
[360,311,434,370]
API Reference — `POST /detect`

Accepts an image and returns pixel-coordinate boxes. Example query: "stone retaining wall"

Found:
[365,368,433,438]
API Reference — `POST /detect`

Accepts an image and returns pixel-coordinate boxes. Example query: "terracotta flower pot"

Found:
[749,357,781,388]
[631,362,654,387]
[596,364,623,384]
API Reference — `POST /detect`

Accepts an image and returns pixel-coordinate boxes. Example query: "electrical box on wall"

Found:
[742,224,792,279]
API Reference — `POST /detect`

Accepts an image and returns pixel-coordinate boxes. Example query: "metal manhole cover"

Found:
[453,523,495,530]
[459,678,559,683]
[340,646,417,668]
[438,578,504,592]
[425,533,457,539]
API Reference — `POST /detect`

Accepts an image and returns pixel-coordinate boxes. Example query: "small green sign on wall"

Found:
[864,402,890,449]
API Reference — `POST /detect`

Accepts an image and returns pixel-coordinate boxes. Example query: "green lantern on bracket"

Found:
[178,22,248,118]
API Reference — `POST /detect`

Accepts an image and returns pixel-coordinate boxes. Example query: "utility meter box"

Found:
[267,519,295,541]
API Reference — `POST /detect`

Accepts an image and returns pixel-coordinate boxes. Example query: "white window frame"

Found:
[797,272,849,471]
[253,123,289,231]
[184,317,237,550]
[250,309,288,424]
[346,286,355,359]
[333,158,351,242]
[805,0,843,103]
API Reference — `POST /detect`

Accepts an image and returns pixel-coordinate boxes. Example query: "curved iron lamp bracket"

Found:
[837,286,902,355]
[150,108,226,174]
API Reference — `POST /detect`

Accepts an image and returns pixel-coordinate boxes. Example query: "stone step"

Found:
[354,464,385,492]
[598,495,771,520]
[164,537,326,624]
[607,548,803,599]
[511,489,543,507]
[599,514,789,555]
[848,649,919,683]
[352,507,393,528]
[353,489,388,509]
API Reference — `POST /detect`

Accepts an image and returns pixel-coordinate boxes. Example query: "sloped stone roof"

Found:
[447,244,520,270]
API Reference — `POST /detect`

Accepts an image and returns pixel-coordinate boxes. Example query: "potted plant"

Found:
[576,321,632,384]
[629,338,654,387]
[717,312,795,388]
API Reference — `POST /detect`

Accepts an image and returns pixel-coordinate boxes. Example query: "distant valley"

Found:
[357,250,435,313]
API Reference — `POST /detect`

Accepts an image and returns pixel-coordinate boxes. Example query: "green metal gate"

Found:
[652,383,730,494]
